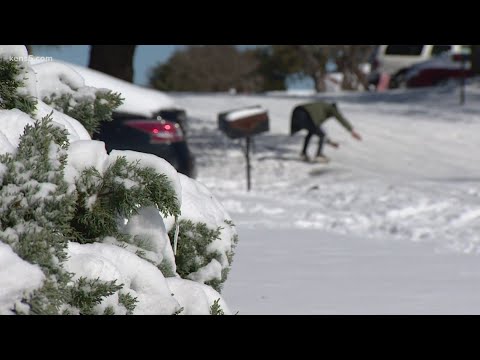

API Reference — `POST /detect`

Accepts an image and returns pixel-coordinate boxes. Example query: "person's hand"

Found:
[327,139,340,148]
[351,130,362,141]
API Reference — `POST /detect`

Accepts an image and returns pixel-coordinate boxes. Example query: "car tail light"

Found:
[452,53,470,62]
[125,120,184,144]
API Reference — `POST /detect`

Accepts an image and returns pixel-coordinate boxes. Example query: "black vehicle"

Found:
[155,108,188,135]
[93,110,196,178]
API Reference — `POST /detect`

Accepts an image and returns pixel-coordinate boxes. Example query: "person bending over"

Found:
[290,101,362,163]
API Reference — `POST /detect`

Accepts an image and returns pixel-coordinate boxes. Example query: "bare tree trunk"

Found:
[313,71,326,92]
[89,45,137,83]
[341,71,356,90]
[334,45,374,91]
[294,45,329,92]
[353,66,369,90]
[349,46,367,90]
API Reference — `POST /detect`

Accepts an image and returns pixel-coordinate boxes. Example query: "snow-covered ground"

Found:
[172,84,480,314]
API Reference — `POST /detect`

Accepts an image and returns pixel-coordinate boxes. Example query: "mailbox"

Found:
[218,105,269,139]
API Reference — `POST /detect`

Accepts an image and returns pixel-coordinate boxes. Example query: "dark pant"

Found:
[302,126,326,156]
[292,107,326,157]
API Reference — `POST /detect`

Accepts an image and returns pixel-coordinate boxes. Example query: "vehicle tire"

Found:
[390,68,408,89]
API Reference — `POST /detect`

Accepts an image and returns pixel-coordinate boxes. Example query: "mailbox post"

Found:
[218,105,269,191]
[246,136,251,191]
[460,56,466,105]
[452,52,471,105]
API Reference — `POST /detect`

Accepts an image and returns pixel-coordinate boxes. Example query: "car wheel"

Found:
[390,68,409,89]
[397,79,408,89]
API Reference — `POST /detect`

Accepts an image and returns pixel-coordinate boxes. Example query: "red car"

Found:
[391,52,473,88]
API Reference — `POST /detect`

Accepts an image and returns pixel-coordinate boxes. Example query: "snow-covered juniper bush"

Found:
[0,58,37,115]
[169,219,238,293]
[0,51,237,315]
[71,156,180,244]
[0,114,182,314]
[0,115,125,314]
[43,89,123,136]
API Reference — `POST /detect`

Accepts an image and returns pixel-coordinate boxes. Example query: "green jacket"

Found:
[300,101,353,132]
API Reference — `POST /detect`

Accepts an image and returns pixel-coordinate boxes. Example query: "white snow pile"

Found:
[64,242,180,315]
[33,61,87,99]
[30,57,176,117]
[224,106,267,121]
[166,278,231,315]
[0,242,45,314]
[0,45,235,315]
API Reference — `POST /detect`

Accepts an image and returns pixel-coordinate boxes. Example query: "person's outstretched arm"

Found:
[332,106,362,141]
